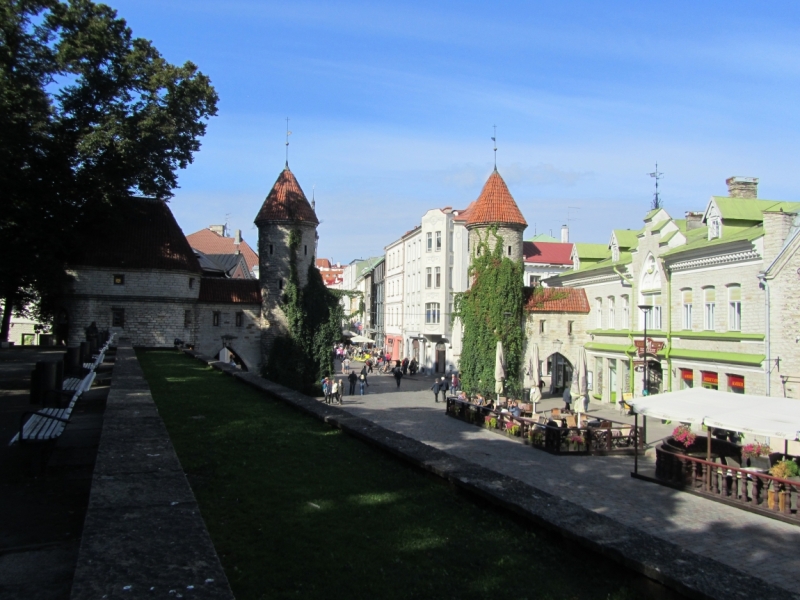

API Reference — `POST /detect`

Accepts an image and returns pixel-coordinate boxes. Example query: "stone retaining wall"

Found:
[185,348,797,600]
[71,342,233,600]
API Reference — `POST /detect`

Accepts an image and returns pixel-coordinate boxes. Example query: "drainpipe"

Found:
[758,273,770,396]
[663,261,673,392]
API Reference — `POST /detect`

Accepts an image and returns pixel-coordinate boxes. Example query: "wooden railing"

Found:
[655,448,800,519]
[445,397,643,456]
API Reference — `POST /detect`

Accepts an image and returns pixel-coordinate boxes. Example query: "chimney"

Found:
[234,229,242,244]
[726,176,759,199]
[685,211,704,230]
[762,209,797,265]
[561,224,569,243]
[209,224,226,237]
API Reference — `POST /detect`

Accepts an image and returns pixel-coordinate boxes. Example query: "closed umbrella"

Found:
[494,340,505,397]
[571,346,588,415]
[529,344,542,410]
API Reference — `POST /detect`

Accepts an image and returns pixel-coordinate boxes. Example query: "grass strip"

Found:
[138,349,653,600]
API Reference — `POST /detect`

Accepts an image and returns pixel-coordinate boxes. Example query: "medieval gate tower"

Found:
[254,165,320,364]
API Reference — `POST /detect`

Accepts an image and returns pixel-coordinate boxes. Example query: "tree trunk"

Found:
[0,295,13,343]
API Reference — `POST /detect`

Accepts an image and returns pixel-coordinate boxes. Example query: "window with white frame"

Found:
[641,294,662,330]
[595,298,603,329]
[608,297,615,329]
[728,285,741,331]
[682,289,693,330]
[709,218,721,240]
[434,267,441,288]
[621,295,629,329]
[435,231,442,251]
[425,302,440,324]
[426,232,432,252]
[426,267,432,288]
[704,287,716,331]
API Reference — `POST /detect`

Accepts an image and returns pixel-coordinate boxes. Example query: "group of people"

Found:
[430,372,459,403]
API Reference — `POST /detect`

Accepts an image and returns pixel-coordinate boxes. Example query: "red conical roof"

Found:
[465,169,527,229]
[254,167,319,226]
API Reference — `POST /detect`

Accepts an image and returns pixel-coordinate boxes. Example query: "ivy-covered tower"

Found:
[254,164,319,363]
[465,168,527,261]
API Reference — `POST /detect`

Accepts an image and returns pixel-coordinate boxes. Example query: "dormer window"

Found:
[611,243,620,263]
[709,217,721,240]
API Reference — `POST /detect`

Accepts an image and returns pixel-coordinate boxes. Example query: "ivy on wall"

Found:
[453,227,524,399]
[263,228,344,393]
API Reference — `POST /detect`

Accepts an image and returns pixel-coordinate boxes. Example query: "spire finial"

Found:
[285,117,291,167]
[491,125,497,170]
[648,162,664,210]
[311,184,316,211]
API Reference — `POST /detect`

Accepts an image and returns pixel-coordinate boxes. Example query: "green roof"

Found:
[662,224,763,258]
[667,349,765,367]
[527,233,559,243]
[643,208,660,221]
[650,219,674,234]
[356,256,384,277]
[659,230,680,245]
[574,243,609,260]
[612,229,640,249]
[712,197,800,221]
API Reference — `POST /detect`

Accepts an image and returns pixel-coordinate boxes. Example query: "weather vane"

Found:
[649,162,663,210]
[491,125,497,170]
[285,117,292,167]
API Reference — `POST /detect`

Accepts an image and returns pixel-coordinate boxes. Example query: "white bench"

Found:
[9,371,96,445]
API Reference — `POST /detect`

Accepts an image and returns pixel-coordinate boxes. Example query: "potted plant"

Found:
[486,416,498,430]
[671,425,696,448]
[569,433,585,451]
[507,424,521,437]
[742,442,771,470]
[768,459,799,511]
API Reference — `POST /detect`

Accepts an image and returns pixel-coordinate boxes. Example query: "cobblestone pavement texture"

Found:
[331,367,800,595]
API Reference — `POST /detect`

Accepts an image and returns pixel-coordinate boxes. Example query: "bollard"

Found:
[31,360,59,404]
[64,346,81,375]
[80,341,90,363]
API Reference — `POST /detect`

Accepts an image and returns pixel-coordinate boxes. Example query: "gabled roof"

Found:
[316,258,332,269]
[523,241,573,265]
[573,243,609,260]
[198,279,261,304]
[527,233,559,243]
[186,228,259,273]
[708,197,800,222]
[254,167,319,226]
[193,249,227,277]
[523,287,589,313]
[661,224,762,258]
[611,229,639,250]
[69,197,201,273]
[453,202,474,223]
[465,170,527,228]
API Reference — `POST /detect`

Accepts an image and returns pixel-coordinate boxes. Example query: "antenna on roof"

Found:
[649,162,663,210]
[285,117,292,167]
[491,125,497,170]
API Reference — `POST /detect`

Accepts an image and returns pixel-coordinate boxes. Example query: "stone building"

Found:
[545,176,800,402]
[63,196,263,370]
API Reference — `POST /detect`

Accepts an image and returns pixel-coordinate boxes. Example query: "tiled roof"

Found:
[523,287,589,313]
[70,197,201,273]
[453,202,474,223]
[198,278,261,304]
[254,167,319,226]
[466,170,527,228]
[523,241,573,265]
[316,258,331,268]
[186,228,259,272]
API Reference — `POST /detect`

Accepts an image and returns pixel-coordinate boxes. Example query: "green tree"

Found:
[453,227,524,398]
[0,0,218,340]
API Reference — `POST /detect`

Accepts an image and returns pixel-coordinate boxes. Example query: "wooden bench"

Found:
[9,371,96,445]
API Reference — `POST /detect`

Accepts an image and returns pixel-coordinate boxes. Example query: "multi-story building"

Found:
[541,176,800,402]
[384,237,405,360]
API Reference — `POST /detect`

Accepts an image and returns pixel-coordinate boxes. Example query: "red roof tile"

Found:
[453,202,474,223]
[523,241,573,266]
[254,167,319,226]
[69,197,201,273]
[466,170,527,228]
[186,228,259,273]
[198,279,261,304]
[523,287,589,313]
[316,258,331,268]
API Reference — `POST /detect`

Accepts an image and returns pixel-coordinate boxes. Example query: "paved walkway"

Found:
[331,370,800,595]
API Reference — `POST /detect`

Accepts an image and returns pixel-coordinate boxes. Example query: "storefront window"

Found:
[701,371,718,390]
[680,368,694,389]
[727,374,745,394]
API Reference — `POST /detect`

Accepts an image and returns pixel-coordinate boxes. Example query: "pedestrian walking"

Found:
[563,385,572,412]
[360,365,369,387]
[402,357,409,375]
[330,378,341,405]
[431,379,442,403]
[451,372,460,393]
[393,365,403,388]
[342,357,350,374]
[359,372,366,395]
[367,359,373,374]
[348,371,358,395]
[322,376,329,402]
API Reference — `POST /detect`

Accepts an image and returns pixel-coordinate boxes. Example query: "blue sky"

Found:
[111,0,800,264]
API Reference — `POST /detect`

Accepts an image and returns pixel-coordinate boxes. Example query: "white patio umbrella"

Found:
[350,335,373,343]
[494,340,505,397]
[529,344,542,410]
[570,346,588,416]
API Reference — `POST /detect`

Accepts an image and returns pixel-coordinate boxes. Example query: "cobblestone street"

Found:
[329,368,800,595]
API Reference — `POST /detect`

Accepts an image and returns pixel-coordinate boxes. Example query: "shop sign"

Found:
[680,368,693,382]
[728,374,745,391]
[701,371,718,386]
[634,338,665,357]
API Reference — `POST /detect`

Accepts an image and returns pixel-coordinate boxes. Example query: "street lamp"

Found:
[638,305,652,396]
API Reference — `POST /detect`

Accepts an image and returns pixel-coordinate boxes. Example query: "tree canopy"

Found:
[0,0,218,339]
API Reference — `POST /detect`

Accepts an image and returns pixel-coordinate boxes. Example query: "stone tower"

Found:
[465,168,527,262]
[254,165,320,362]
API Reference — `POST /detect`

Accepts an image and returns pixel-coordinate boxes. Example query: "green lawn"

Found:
[138,350,653,600]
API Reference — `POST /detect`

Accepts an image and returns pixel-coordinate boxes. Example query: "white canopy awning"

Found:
[350,335,374,343]
[630,388,800,440]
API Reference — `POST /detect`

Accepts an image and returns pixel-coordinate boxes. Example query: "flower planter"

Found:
[746,456,770,471]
